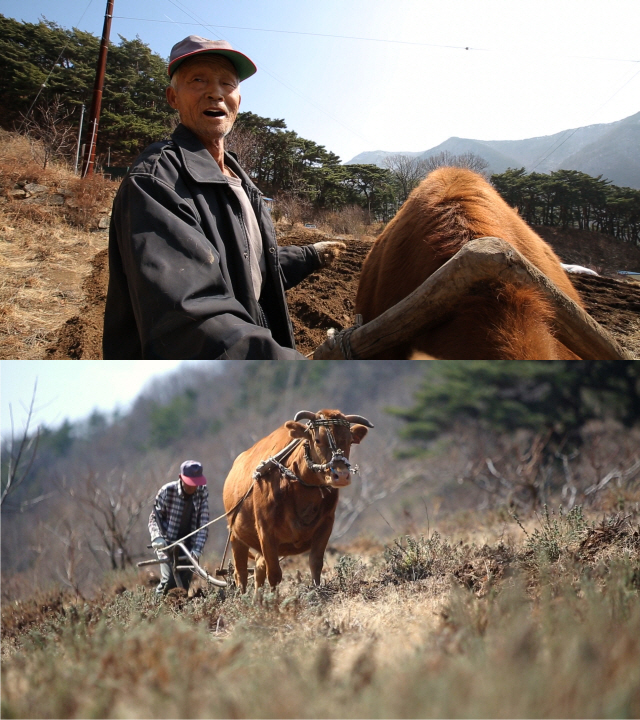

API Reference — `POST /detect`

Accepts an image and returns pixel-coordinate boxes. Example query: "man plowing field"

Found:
[149,460,210,596]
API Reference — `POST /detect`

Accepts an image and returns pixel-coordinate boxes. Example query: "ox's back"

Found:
[355,167,584,359]
[223,425,292,508]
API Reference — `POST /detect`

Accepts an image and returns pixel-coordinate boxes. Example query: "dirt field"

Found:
[1,130,638,360]
[3,509,639,719]
[41,224,640,360]
[44,245,108,360]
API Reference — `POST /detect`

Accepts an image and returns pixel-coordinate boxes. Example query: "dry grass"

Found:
[2,510,639,718]
[0,132,117,359]
[0,214,104,358]
[313,205,369,238]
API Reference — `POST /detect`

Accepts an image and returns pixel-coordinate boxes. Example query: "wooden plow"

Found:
[312,237,633,361]
[137,541,227,588]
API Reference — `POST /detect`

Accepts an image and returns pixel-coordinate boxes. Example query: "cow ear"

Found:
[350,424,369,445]
[285,420,308,439]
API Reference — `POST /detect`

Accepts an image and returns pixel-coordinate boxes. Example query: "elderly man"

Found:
[149,460,210,597]
[104,36,344,359]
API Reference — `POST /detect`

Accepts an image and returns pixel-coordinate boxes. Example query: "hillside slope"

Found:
[561,115,640,188]
[0,133,115,358]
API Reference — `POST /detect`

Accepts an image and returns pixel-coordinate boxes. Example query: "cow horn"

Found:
[294,411,318,423]
[344,415,374,428]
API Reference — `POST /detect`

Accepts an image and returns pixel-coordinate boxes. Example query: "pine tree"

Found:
[391,361,640,457]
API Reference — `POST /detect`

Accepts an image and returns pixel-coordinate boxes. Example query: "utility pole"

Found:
[81,0,114,178]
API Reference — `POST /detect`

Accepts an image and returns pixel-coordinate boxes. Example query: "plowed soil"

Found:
[44,225,640,359]
[279,227,370,356]
[45,247,108,360]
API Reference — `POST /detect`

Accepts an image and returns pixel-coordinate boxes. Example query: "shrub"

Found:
[315,205,367,236]
[334,554,367,595]
[523,505,589,562]
[383,531,465,582]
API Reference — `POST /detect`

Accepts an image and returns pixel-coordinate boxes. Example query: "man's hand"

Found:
[152,537,167,550]
[191,551,201,563]
[313,241,347,268]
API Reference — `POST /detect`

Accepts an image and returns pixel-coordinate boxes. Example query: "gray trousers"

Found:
[156,547,193,596]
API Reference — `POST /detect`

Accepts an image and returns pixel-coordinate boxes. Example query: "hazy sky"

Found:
[3,0,639,162]
[0,360,205,437]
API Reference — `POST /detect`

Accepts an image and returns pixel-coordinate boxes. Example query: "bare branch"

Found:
[383,154,429,203]
[70,470,155,570]
[1,381,41,507]
[421,150,489,177]
[19,95,77,169]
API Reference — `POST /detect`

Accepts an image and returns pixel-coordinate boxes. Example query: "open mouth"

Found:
[203,109,225,118]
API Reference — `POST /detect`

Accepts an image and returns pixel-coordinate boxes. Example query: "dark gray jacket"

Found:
[103,124,320,359]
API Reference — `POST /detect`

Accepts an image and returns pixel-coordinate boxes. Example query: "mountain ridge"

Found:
[346,112,640,188]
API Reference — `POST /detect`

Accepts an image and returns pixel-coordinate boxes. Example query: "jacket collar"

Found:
[172,123,256,191]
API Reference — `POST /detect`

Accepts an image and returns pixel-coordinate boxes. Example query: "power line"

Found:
[111,15,640,64]
[112,16,487,53]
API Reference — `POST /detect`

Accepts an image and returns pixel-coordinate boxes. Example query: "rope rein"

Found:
[160,478,256,554]
[330,314,363,360]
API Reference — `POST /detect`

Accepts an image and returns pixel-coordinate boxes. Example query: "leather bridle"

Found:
[302,416,357,477]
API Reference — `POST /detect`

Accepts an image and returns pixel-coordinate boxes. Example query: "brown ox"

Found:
[355,167,585,359]
[222,409,373,592]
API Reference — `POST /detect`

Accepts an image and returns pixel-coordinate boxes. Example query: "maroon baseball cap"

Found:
[168,36,257,81]
[180,460,207,487]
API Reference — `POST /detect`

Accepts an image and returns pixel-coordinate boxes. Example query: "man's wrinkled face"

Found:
[166,55,241,145]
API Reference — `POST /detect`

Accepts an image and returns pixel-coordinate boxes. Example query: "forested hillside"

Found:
[492,167,640,245]
[2,361,639,599]
[5,14,639,239]
[0,15,395,219]
[0,15,172,163]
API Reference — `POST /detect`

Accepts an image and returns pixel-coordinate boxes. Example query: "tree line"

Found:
[491,167,640,245]
[1,15,399,217]
[392,361,640,511]
[226,112,396,218]
[3,14,639,240]
[1,14,172,163]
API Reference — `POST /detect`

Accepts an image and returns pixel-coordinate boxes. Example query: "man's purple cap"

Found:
[168,36,257,81]
[180,460,207,487]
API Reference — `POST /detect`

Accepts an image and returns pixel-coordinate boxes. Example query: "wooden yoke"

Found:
[313,237,632,361]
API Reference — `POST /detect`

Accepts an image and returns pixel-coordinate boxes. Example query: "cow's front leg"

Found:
[309,517,334,586]
[254,553,267,589]
[230,534,250,593]
[256,527,282,589]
